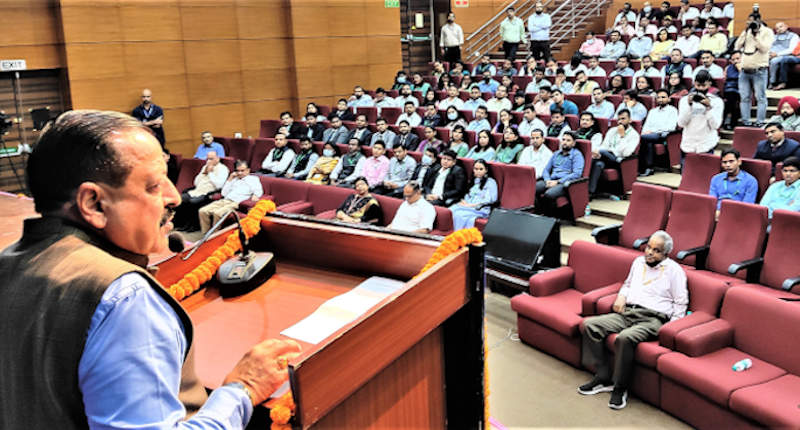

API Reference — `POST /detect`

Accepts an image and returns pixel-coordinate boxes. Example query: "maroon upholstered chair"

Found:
[592,182,672,249]
[213,136,232,155]
[565,94,591,112]
[653,131,683,169]
[227,138,255,164]
[678,153,721,195]
[259,119,282,138]
[739,157,772,200]
[174,158,205,193]
[307,184,356,219]
[677,200,768,283]
[356,106,378,123]
[554,139,592,221]
[731,126,764,158]
[495,163,535,209]
[657,287,800,429]
[238,176,276,212]
[736,209,800,298]
[380,107,402,125]
[510,240,639,367]
[269,178,310,208]
[663,190,716,266]
[249,138,274,171]
[374,195,402,227]
[599,141,642,196]
[430,206,454,236]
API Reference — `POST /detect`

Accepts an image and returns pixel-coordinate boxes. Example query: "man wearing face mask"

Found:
[677,70,724,162]
[396,120,420,151]
[440,12,464,63]
[527,2,552,61]
[639,89,679,176]
[579,231,687,410]
[439,84,465,111]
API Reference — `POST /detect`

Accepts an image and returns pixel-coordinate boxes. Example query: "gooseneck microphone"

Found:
[168,232,186,253]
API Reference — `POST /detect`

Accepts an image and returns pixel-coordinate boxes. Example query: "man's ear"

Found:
[74,182,108,230]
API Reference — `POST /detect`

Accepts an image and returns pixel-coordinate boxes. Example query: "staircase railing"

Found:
[462,0,610,61]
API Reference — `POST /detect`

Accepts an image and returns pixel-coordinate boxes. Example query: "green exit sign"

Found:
[385,0,399,7]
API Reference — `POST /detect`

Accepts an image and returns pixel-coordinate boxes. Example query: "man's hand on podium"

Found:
[224,339,302,405]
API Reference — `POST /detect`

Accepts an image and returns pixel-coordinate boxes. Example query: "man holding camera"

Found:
[735,12,775,127]
[677,70,724,164]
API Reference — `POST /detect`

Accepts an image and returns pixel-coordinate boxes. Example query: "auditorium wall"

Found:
[3,0,401,158]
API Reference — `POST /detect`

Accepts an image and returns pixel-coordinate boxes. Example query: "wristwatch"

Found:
[224,381,254,406]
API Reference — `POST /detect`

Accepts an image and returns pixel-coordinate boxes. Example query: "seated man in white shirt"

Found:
[198,159,263,233]
[261,132,296,176]
[486,85,513,112]
[396,101,422,127]
[174,150,229,231]
[517,129,553,178]
[639,89,679,176]
[692,50,724,79]
[579,231,687,410]
[463,86,488,113]
[347,85,374,108]
[518,105,547,138]
[439,84,466,111]
[588,109,640,195]
[585,56,608,77]
[388,181,437,234]
[673,26,700,58]
[373,87,397,110]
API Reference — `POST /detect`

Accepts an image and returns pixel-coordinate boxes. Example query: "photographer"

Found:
[677,70,724,166]
[735,12,775,126]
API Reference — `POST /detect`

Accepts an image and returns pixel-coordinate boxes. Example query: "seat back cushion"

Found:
[665,190,717,261]
[678,153,721,195]
[619,182,672,248]
[569,240,639,294]
[760,209,800,292]
[707,200,768,278]
[175,158,205,193]
[269,178,310,205]
[306,184,354,215]
[375,195,403,227]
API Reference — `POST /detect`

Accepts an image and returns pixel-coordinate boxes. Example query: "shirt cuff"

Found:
[191,385,254,429]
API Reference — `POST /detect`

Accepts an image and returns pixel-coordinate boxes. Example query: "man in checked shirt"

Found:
[577,230,688,410]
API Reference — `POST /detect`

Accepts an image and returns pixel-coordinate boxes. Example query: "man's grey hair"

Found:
[651,230,673,254]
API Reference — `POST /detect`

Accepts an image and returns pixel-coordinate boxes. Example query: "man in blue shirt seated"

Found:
[467,106,492,132]
[194,131,226,159]
[708,149,758,214]
[535,131,585,215]
[477,69,501,94]
[760,156,800,218]
[753,122,800,177]
[549,89,579,115]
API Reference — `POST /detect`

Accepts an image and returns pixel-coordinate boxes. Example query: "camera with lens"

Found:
[0,112,13,135]
[692,93,706,103]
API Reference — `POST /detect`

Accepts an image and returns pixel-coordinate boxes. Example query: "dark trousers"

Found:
[530,40,551,61]
[582,306,668,389]
[373,184,404,198]
[503,41,520,60]
[174,192,210,231]
[723,91,741,127]
[443,46,461,64]
[588,149,618,194]
[639,133,667,172]
[535,179,566,214]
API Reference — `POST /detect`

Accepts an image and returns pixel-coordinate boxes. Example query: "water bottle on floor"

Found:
[584,205,591,218]
[732,358,752,372]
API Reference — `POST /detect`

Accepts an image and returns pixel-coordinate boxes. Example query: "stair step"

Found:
[560,225,595,253]
[589,198,630,219]
[575,214,622,229]
[637,172,682,189]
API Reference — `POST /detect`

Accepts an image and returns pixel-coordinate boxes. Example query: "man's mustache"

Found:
[160,207,176,226]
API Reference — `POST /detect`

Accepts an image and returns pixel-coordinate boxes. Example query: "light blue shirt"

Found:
[586,101,616,119]
[542,148,585,183]
[477,79,500,94]
[527,13,552,41]
[600,41,627,59]
[194,142,226,159]
[555,81,574,94]
[615,102,648,121]
[467,118,491,132]
[642,105,679,134]
[79,273,252,429]
[609,67,635,77]
[465,146,496,161]
[709,170,758,210]
[347,95,374,108]
[760,179,800,218]
[551,100,579,115]
[626,37,653,58]
[463,98,487,113]
[464,177,498,211]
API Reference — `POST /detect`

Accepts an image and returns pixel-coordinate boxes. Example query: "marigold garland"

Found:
[166,200,276,301]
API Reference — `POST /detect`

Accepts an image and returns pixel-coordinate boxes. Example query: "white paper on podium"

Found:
[280,276,405,344]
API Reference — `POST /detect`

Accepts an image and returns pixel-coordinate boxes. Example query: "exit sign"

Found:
[0,59,27,72]
[455,0,469,7]
[385,0,399,7]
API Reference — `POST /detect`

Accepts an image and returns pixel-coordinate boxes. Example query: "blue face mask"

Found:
[397,76,407,83]
[422,155,433,166]
[447,112,458,120]
[323,149,335,157]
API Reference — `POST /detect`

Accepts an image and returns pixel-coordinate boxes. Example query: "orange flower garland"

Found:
[269,392,295,430]
[167,200,276,301]
[415,227,483,276]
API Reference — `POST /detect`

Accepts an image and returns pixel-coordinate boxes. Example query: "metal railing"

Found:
[462,0,610,60]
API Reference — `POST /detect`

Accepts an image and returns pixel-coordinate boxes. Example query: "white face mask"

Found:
[421,155,434,166]
[587,39,595,44]
[323,149,335,157]
[447,112,458,120]
[644,6,652,12]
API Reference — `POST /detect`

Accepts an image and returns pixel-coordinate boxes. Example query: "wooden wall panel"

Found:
[163,106,194,156]
[368,63,403,90]
[367,37,403,65]
[243,100,290,137]
[180,6,240,40]
[65,44,126,80]
[187,72,244,105]
[183,40,242,73]
[124,75,190,108]
[332,66,369,96]
[189,103,246,139]
[330,37,369,67]
[0,7,61,46]
[241,69,295,101]
[290,6,332,38]
[68,78,130,112]
[292,38,332,69]
[0,45,65,70]
[236,6,291,39]
[239,39,292,71]
[122,42,187,77]
[366,4,402,35]
[328,7,368,37]
[119,5,182,41]
[295,67,334,99]
[60,5,122,42]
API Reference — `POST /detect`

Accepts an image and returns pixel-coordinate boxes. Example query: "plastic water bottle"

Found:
[609,195,621,201]
[584,205,591,218]
[732,358,753,372]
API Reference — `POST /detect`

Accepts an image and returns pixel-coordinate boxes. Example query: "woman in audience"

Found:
[423,89,438,107]
[605,75,627,95]
[392,70,408,90]
[416,125,444,153]
[448,125,471,157]
[459,75,474,91]
[437,73,452,91]
[306,142,340,185]
[444,106,468,130]
[650,29,675,61]
[306,102,327,122]
[450,159,498,230]
[492,109,518,134]
[634,76,655,95]
[500,75,520,96]
[335,177,382,225]
[574,112,604,149]
[495,127,525,163]
[722,51,741,129]
[431,61,446,81]
[512,90,527,112]
[664,71,688,96]
[466,130,496,161]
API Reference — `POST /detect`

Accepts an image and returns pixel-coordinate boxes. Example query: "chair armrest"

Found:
[581,284,622,316]
[782,276,800,292]
[674,319,734,357]
[727,257,764,284]
[675,245,710,269]
[529,266,575,297]
[632,236,650,249]
[658,311,716,350]
[563,176,588,187]
[591,223,622,246]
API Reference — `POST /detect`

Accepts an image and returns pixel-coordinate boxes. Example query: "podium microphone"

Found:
[216,210,276,297]
[168,233,186,253]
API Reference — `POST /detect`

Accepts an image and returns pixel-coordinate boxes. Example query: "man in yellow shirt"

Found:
[697,18,728,58]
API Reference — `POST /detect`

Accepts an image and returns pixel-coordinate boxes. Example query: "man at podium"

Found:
[0,110,299,429]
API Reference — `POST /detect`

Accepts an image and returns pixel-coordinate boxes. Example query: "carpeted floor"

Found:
[485,292,692,429]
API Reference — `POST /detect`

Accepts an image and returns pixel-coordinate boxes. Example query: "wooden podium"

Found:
[154,215,486,429]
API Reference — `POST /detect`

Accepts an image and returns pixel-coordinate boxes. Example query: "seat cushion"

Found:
[474,217,488,232]
[604,338,671,369]
[277,201,313,215]
[739,283,799,300]
[602,168,620,182]
[691,269,746,287]
[657,348,787,407]
[316,209,337,219]
[729,374,800,428]
[238,195,275,212]
[510,289,584,337]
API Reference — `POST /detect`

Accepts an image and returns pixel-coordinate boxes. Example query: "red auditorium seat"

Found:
[510,240,639,367]
[381,107,402,124]
[308,184,355,218]
[554,139,592,221]
[739,157,772,200]
[512,76,532,91]
[677,200,768,283]
[598,141,641,196]
[259,119,281,138]
[238,176,276,212]
[735,209,800,298]
[564,114,579,130]
[658,287,800,429]
[731,126,763,158]
[592,182,672,249]
[653,131,683,169]
[678,153,720,195]
[174,158,205,193]
[249,138,274,171]
[606,94,623,108]
[356,106,378,123]
[663,191,716,266]
[459,109,474,122]
[213,136,232,155]
[227,138,255,163]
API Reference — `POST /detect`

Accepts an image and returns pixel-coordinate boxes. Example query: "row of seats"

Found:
[511,207,800,427]
[436,57,710,77]
[678,152,773,200]
[733,126,800,161]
